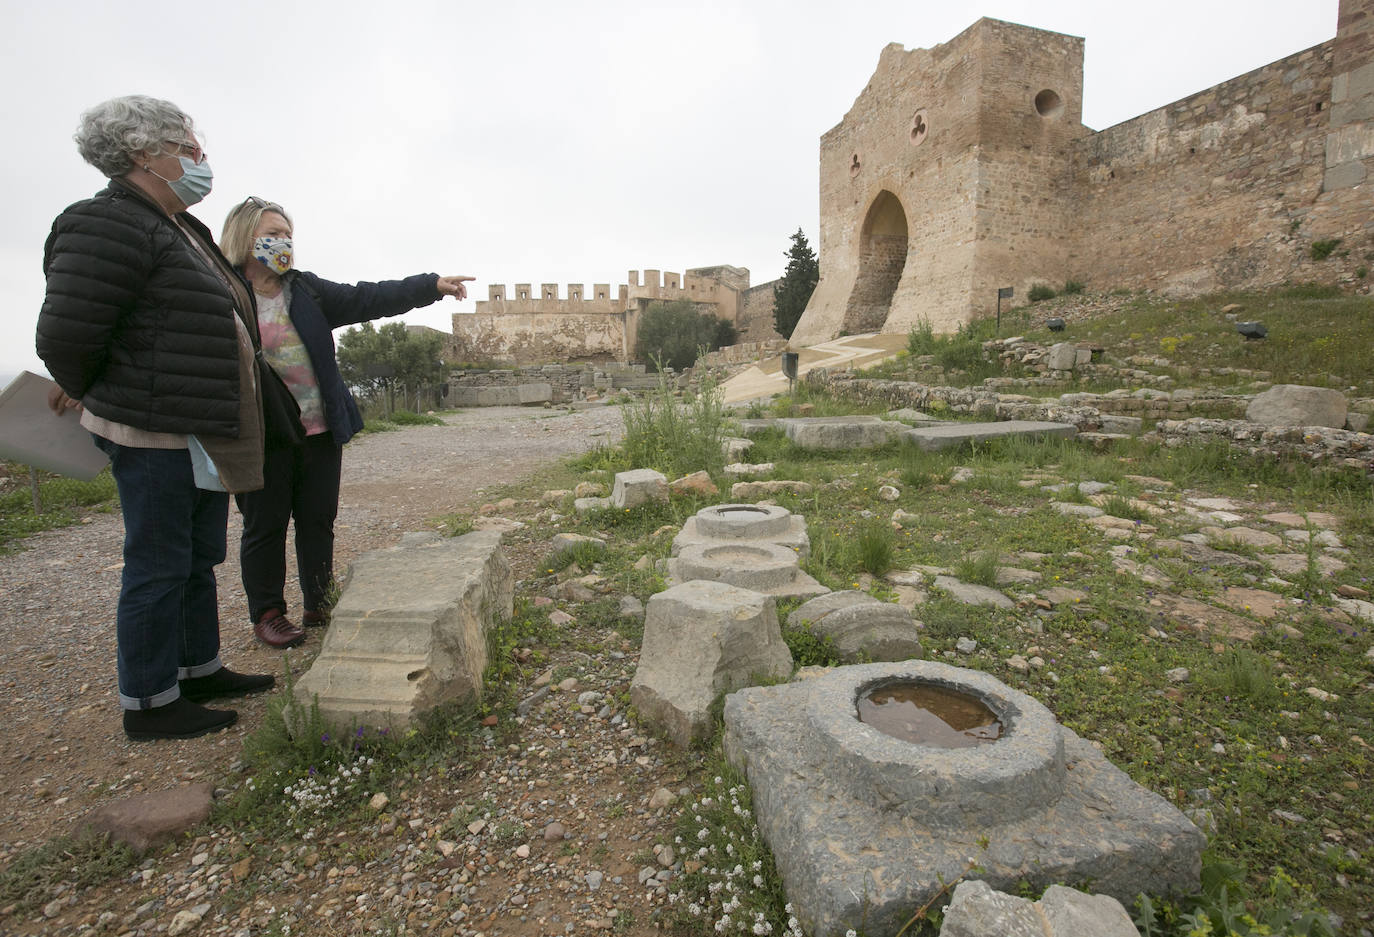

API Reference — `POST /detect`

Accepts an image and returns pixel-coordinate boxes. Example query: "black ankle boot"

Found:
[179,667,275,703]
[123,698,237,741]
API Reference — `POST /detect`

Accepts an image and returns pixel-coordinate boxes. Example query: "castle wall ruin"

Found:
[450,266,778,366]
[791,0,1374,346]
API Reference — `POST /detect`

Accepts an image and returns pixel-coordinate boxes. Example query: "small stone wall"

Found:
[809,372,1374,471]
[446,362,666,405]
[1153,418,1374,472]
[697,339,788,368]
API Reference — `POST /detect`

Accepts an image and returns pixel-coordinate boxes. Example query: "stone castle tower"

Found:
[791,0,1374,346]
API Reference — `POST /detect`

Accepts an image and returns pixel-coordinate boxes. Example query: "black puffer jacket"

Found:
[36,180,244,438]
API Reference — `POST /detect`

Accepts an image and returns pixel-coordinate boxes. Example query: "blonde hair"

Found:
[220,196,293,266]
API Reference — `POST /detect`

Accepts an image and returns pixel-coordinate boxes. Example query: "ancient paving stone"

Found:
[1262,511,1342,529]
[1265,553,1348,577]
[995,566,1042,585]
[723,462,774,477]
[1200,526,1283,549]
[1282,528,1343,547]
[1042,586,1088,607]
[550,532,606,552]
[731,480,815,498]
[934,575,1015,609]
[1215,587,1291,620]
[1149,593,1260,641]
[1051,501,1104,517]
[777,415,906,450]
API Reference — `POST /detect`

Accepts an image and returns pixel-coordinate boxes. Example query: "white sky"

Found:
[0,0,1339,385]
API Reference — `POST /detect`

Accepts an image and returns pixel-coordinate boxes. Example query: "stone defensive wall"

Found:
[1069,41,1337,296]
[452,266,778,366]
[790,0,1374,346]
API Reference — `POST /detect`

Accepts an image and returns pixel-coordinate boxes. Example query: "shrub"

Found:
[620,371,731,477]
[635,300,734,371]
[1028,283,1057,302]
[907,319,937,356]
[1310,239,1342,261]
[1062,279,1085,295]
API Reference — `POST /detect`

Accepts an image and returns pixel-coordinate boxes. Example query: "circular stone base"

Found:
[694,503,794,539]
[673,541,802,591]
[807,661,1065,828]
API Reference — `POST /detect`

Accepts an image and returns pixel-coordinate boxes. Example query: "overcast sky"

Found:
[1,0,1340,385]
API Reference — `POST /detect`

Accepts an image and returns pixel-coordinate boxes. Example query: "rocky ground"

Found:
[0,404,698,937]
[3,390,1372,936]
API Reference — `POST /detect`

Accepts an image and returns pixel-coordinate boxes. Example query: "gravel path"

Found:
[0,405,623,864]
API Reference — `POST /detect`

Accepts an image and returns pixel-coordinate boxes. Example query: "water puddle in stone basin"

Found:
[857,682,1002,748]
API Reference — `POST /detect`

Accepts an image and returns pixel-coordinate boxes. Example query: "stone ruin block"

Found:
[1246,384,1348,429]
[630,580,793,748]
[789,590,922,663]
[777,415,906,450]
[666,504,827,599]
[294,531,512,734]
[611,468,668,509]
[903,420,1077,452]
[723,661,1203,937]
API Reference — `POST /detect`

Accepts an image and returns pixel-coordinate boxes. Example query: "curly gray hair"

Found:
[74,95,197,177]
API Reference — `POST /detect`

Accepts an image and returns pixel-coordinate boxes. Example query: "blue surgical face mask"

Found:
[147,155,214,207]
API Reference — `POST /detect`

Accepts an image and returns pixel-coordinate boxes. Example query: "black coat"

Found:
[279,270,440,446]
[36,180,245,437]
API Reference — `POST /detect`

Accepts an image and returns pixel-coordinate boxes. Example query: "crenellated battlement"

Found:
[457,263,778,366]
[477,266,751,313]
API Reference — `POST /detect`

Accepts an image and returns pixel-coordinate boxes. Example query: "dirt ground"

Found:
[0,404,694,937]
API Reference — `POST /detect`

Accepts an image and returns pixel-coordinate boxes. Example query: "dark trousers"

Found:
[236,432,343,622]
[93,437,226,709]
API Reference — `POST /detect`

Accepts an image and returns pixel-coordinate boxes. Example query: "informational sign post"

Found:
[0,371,109,480]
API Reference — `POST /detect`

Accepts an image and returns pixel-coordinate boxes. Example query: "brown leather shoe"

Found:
[302,610,329,627]
[254,609,305,649]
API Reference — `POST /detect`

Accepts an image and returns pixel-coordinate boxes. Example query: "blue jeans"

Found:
[94,437,226,709]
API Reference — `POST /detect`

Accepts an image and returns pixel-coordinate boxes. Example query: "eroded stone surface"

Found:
[723,662,1203,937]
[631,581,792,748]
[905,420,1077,452]
[295,531,512,733]
[86,784,213,856]
[789,591,923,663]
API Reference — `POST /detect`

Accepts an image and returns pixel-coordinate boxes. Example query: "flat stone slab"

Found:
[294,531,513,733]
[934,575,1015,609]
[777,415,906,450]
[86,783,213,856]
[723,662,1202,937]
[904,420,1077,452]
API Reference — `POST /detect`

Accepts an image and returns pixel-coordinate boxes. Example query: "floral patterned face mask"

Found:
[252,236,293,275]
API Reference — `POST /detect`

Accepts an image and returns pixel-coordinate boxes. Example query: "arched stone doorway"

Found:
[843,190,908,334]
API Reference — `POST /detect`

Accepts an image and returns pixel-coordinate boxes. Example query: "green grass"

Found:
[0,463,117,553]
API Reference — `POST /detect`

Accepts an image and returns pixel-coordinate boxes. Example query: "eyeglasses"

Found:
[165,140,206,164]
[242,195,286,214]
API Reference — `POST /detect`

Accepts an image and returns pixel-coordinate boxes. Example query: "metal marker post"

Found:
[781,351,800,398]
[997,286,1014,330]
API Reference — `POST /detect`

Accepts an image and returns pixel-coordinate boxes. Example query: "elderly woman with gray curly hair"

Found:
[36,95,275,741]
